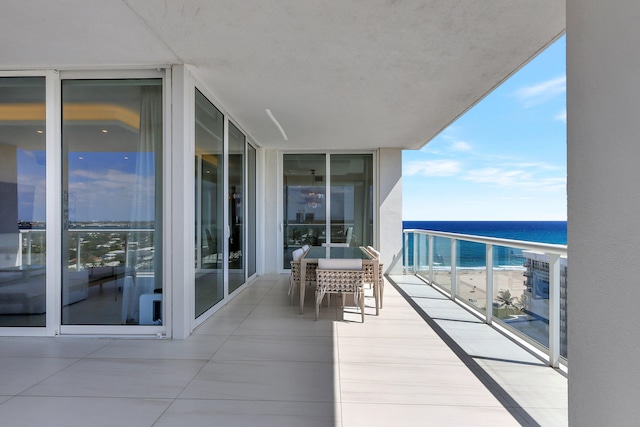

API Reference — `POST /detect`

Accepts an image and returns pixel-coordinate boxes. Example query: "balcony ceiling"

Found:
[0,0,564,150]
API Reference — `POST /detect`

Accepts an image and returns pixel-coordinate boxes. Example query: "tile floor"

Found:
[0,273,567,426]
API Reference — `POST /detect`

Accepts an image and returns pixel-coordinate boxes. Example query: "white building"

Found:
[521,250,568,357]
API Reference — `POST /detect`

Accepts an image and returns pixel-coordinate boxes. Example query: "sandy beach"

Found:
[428,268,527,309]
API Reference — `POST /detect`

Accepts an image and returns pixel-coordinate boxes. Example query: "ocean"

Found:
[402,221,567,267]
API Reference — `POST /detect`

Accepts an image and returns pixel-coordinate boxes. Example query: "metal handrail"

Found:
[403,228,567,256]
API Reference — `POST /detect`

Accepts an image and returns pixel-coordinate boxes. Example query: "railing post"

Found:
[76,232,81,271]
[412,232,418,274]
[450,239,457,299]
[403,232,409,273]
[549,253,561,368]
[26,231,32,266]
[486,244,493,325]
[428,234,434,284]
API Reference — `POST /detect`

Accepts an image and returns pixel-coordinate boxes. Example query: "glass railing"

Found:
[19,228,156,273]
[66,228,156,273]
[403,229,568,367]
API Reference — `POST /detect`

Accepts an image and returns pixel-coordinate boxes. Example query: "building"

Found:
[0,1,637,425]
[521,250,568,357]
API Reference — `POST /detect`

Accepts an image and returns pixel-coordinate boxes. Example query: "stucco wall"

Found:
[567,1,640,425]
[263,149,280,274]
[378,148,403,274]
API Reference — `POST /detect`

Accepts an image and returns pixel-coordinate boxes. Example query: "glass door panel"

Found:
[330,154,373,247]
[283,154,326,269]
[247,144,257,277]
[0,77,47,327]
[61,79,163,325]
[195,89,224,317]
[228,123,245,293]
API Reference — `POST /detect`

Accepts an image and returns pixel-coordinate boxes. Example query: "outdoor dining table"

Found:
[300,246,379,316]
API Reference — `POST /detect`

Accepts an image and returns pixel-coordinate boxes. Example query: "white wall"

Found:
[378,148,403,274]
[170,65,194,339]
[263,149,280,273]
[567,1,640,425]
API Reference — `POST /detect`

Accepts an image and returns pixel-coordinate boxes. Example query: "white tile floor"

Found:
[0,273,567,426]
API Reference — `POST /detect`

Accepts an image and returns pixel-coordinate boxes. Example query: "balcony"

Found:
[0,266,567,425]
[404,228,568,368]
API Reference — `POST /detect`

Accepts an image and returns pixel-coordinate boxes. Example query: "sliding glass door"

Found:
[0,77,47,327]
[194,89,224,317]
[61,78,163,326]
[330,154,374,247]
[282,153,373,269]
[194,91,256,320]
[228,123,245,294]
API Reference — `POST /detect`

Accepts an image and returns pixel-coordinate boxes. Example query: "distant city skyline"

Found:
[403,36,566,221]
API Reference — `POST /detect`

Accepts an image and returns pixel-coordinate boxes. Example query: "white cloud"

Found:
[451,140,472,152]
[511,161,562,171]
[515,76,566,107]
[463,168,530,186]
[462,166,566,192]
[404,160,462,177]
[555,108,567,123]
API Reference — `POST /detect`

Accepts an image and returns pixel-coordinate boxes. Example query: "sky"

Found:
[403,35,566,221]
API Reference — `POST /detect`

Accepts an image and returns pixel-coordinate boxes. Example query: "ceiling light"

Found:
[36,129,44,134]
[101,129,108,133]
[266,109,288,141]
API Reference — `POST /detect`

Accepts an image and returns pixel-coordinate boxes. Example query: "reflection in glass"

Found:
[329,154,373,247]
[283,154,326,269]
[492,249,568,353]
[0,77,47,327]
[195,89,224,317]
[62,79,163,325]
[228,122,245,293]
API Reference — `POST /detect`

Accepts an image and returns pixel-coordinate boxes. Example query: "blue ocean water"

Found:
[403,221,567,267]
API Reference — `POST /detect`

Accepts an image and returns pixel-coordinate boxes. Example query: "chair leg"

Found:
[359,289,365,323]
[289,281,297,306]
[315,290,320,321]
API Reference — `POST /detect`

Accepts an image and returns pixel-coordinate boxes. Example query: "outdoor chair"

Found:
[315,258,364,322]
[365,246,385,309]
[288,247,316,305]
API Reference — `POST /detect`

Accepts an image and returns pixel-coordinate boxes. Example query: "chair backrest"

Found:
[292,248,305,261]
[366,246,380,259]
[318,258,362,270]
[321,242,349,247]
[302,245,310,253]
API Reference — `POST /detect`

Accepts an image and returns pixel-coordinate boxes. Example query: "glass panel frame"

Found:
[455,241,487,311]
[61,78,163,326]
[247,143,257,278]
[283,154,327,269]
[228,122,245,294]
[0,76,47,327]
[194,88,225,318]
[282,152,374,270]
[329,154,373,248]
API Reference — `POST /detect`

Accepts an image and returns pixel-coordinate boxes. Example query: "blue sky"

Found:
[403,35,566,221]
